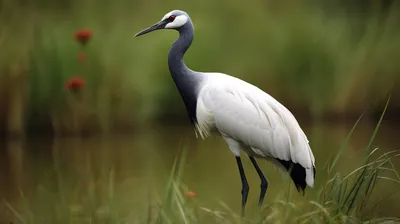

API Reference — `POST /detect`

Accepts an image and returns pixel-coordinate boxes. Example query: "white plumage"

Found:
[195,72,316,187]
[134,9,316,215]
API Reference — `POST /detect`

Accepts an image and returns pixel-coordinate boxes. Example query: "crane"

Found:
[134,10,316,215]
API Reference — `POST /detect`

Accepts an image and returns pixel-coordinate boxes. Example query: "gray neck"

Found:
[168,23,195,78]
[168,22,202,125]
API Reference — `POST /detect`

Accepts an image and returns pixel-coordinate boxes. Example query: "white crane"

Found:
[134,10,316,215]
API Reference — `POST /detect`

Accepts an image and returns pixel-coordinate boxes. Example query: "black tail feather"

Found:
[276,159,315,194]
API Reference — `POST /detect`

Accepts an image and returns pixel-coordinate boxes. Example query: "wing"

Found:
[196,73,315,187]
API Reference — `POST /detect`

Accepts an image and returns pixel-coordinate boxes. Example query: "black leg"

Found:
[235,156,249,216]
[249,156,268,207]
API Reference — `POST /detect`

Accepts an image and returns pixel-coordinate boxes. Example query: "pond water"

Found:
[0,120,399,222]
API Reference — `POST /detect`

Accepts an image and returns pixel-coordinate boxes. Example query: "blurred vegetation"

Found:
[1,113,400,223]
[4,152,399,224]
[0,0,399,136]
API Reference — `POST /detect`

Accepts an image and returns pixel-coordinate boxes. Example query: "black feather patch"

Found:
[276,159,316,194]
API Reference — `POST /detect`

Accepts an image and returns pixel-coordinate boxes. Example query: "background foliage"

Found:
[0,0,399,136]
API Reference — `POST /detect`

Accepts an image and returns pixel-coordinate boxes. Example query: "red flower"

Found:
[74,29,92,46]
[77,52,86,62]
[184,191,197,198]
[66,77,85,92]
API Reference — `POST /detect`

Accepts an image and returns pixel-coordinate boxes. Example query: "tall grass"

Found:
[0,0,400,135]
[1,100,399,223]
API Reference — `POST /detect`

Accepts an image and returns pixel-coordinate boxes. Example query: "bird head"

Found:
[134,10,190,37]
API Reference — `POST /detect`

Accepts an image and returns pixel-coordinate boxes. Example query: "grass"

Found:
[1,0,400,135]
[1,98,399,223]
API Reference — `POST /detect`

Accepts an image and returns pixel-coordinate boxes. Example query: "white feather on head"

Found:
[161,10,189,29]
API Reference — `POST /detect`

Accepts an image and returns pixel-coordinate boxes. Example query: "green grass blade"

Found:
[363,94,391,160]
[329,113,364,174]
[4,200,25,223]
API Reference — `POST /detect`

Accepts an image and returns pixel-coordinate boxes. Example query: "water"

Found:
[0,120,399,221]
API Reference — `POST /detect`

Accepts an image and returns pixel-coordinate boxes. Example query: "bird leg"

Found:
[235,156,249,216]
[249,156,268,207]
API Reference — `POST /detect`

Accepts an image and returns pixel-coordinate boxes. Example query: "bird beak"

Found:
[134,20,168,37]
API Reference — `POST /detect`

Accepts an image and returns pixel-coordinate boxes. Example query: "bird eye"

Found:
[168,15,176,21]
